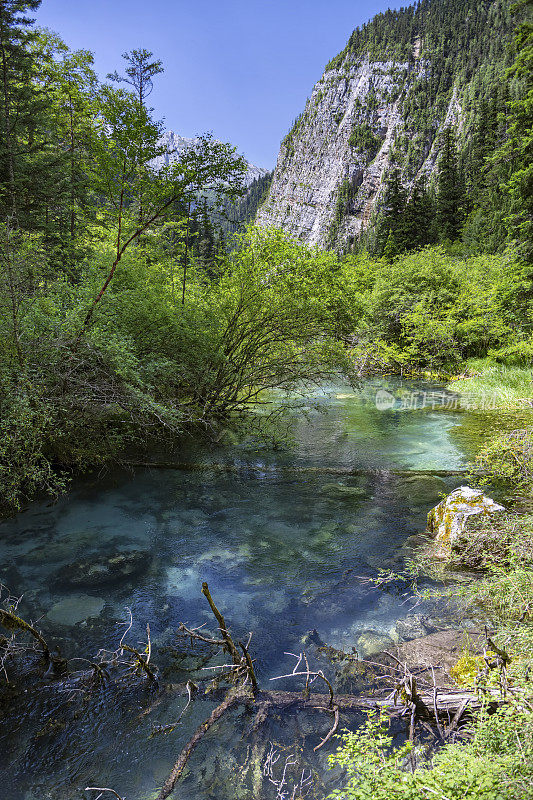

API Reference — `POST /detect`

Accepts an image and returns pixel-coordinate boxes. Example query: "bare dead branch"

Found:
[156,689,248,800]
[313,705,339,752]
[85,788,125,800]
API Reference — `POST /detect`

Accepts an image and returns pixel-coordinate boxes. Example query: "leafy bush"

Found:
[328,706,533,800]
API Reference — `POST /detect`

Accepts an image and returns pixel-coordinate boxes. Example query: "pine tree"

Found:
[436,127,465,241]
[375,168,408,255]
[0,0,42,224]
[498,0,533,262]
[404,179,435,248]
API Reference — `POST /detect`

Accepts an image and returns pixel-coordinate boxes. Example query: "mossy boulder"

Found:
[52,550,151,589]
[427,486,504,559]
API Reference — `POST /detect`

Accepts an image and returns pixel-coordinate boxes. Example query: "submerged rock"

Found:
[395,474,447,507]
[427,486,504,558]
[52,550,151,589]
[46,595,105,626]
[394,613,436,642]
[320,483,366,500]
[355,629,395,657]
[301,628,325,647]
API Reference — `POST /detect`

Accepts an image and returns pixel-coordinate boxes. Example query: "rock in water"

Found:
[46,595,105,626]
[427,486,504,558]
[356,629,395,657]
[52,550,151,589]
[320,483,366,500]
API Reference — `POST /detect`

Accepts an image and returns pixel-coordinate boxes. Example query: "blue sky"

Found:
[35,0,401,169]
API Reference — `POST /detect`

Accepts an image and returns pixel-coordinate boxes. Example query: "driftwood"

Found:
[155,584,496,799]
[156,689,248,800]
[123,460,465,478]
[201,582,241,666]
[85,789,125,800]
[0,607,50,661]
[258,689,486,717]
[155,685,485,799]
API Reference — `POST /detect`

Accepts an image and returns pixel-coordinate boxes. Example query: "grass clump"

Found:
[450,359,533,408]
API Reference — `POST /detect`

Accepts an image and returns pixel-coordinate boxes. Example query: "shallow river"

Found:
[0,379,478,800]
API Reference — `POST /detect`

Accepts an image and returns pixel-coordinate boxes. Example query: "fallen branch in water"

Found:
[270,651,335,707]
[85,788,125,800]
[314,705,339,751]
[156,689,248,800]
[154,584,503,799]
[0,585,50,672]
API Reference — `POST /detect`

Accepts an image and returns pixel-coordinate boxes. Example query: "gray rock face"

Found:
[153,131,268,186]
[52,550,151,589]
[256,53,462,249]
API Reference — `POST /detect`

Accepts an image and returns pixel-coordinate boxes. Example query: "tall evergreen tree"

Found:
[498,0,533,262]
[0,0,42,224]
[375,167,408,255]
[436,127,465,241]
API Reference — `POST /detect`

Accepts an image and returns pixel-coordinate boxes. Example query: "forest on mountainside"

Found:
[0,0,531,508]
[347,0,531,260]
[272,0,530,258]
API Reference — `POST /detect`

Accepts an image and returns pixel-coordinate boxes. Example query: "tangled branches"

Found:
[263,745,313,800]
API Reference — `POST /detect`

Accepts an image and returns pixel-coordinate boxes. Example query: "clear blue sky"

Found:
[35,0,401,169]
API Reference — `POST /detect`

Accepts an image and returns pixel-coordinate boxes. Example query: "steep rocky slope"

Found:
[256,0,512,250]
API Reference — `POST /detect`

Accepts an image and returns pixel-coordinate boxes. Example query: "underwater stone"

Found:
[427,486,504,558]
[52,550,151,589]
[301,628,325,647]
[46,595,105,626]
[356,629,395,657]
[394,614,435,642]
[320,483,366,500]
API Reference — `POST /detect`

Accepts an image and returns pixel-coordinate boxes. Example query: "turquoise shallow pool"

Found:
[0,378,468,800]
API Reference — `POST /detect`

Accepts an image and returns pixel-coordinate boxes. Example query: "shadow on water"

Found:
[0,378,483,799]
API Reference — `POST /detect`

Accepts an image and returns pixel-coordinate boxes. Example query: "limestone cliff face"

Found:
[256,51,460,249]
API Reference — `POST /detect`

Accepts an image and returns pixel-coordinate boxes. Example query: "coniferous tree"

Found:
[108,49,164,223]
[436,127,465,241]
[404,179,435,248]
[375,168,408,255]
[0,0,42,224]
[498,0,533,262]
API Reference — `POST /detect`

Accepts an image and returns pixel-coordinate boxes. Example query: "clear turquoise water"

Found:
[0,379,467,800]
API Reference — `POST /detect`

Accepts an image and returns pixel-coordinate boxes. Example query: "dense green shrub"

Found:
[348,123,382,158]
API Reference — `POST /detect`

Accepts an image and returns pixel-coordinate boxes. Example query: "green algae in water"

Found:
[450,407,533,461]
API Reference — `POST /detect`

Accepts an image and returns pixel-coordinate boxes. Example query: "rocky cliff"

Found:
[256,0,512,250]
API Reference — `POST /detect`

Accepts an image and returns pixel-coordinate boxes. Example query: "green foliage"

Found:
[330,508,533,800]
[473,427,533,492]
[348,123,381,158]
[321,0,527,257]
[451,362,533,404]
[344,247,524,371]
[329,706,533,800]
[496,0,533,263]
